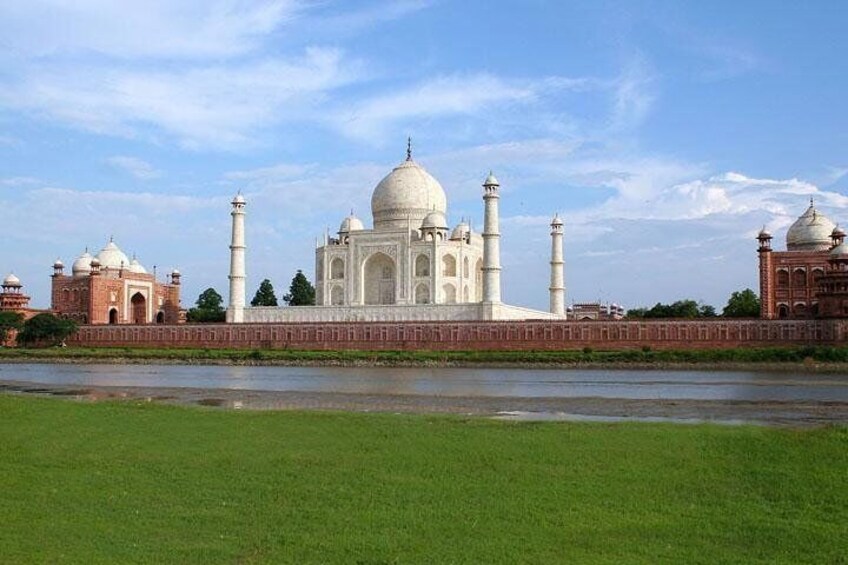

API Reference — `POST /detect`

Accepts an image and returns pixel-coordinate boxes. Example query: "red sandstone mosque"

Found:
[49,239,184,325]
[758,199,848,319]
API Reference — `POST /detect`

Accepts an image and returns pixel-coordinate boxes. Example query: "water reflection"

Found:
[1,363,847,402]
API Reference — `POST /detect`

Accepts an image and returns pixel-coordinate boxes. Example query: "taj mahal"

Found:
[226,143,566,323]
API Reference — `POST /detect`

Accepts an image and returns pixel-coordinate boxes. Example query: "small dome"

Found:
[53,258,64,268]
[483,171,500,186]
[421,210,448,230]
[96,240,131,270]
[833,226,846,238]
[339,214,365,234]
[551,213,563,227]
[450,221,470,240]
[127,258,147,274]
[90,257,101,268]
[786,202,836,252]
[232,193,245,204]
[371,158,447,230]
[172,269,181,276]
[72,251,93,276]
[3,273,21,287]
[757,226,771,238]
[831,242,848,256]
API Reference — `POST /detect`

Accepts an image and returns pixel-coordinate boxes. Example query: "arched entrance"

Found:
[330,285,344,305]
[156,311,165,324]
[131,292,147,324]
[363,253,396,305]
[108,308,118,325]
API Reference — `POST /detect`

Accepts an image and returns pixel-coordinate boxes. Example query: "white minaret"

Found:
[227,192,247,323]
[549,214,565,316]
[482,172,501,303]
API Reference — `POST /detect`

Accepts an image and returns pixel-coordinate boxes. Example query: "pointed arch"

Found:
[363,252,396,305]
[442,254,456,277]
[442,283,456,304]
[415,283,430,304]
[415,254,430,277]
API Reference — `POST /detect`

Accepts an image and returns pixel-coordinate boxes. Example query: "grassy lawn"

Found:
[6,345,848,364]
[1,396,846,563]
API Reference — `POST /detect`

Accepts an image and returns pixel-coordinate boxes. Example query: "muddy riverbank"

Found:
[3,379,846,428]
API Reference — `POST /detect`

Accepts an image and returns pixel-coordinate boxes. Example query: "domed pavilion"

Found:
[50,238,184,325]
[227,142,567,323]
[757,199,848,319]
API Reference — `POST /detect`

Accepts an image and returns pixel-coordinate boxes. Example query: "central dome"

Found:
[786,201,835,251]
[371,158,447,230]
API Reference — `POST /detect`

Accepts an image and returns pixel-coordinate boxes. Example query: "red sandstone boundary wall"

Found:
[68,319,848,351]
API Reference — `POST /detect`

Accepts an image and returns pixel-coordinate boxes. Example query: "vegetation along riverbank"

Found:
[5,345,848,370]
[1,395,845,563]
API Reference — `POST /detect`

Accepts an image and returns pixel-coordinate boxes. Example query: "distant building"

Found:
[758,199,848,318]
[567,302,625,321]
[51,239,184,325]
[1,273,46,345]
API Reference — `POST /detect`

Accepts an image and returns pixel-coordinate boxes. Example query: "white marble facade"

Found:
[228,144,566,323]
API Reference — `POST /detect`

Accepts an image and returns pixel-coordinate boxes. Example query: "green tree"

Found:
[0,311,24,344]
[722,288,760,318]
[251,279,278,307]
[626,299,716,319]
[187,288,226,323]
[283,270,316,306]
[699,304,718,318]
[16,313,77,347]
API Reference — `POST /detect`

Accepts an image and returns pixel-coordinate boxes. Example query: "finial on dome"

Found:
[406,137,412,161]
[109,235,114,243]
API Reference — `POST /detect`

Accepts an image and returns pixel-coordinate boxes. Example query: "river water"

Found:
[1,363,847,402]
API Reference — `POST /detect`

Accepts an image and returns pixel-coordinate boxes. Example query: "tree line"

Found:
[187,270,315,323]
[626,289,760,319]
[0,312,78,346]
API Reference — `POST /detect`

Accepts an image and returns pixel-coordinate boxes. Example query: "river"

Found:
[2,363,847,402]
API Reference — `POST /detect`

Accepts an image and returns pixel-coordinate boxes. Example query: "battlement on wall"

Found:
[68,318,848,351]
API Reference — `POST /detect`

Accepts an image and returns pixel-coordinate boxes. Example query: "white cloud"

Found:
[609,56,656,131]
[307,0,432,37]
[2,48,361,149]
[107,156,161,180]
[1,176,41,187]
[334,74,594,141]
[0,0,297,59]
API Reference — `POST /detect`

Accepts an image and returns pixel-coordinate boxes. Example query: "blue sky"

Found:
[2,0,847,311]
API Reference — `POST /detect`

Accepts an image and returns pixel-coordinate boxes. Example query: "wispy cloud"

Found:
[609,56,656,131]
[2,48,361,149]
[0,0,298,59]
[107,156,161,180]
[1,176,41,187]
[334,74,596,141]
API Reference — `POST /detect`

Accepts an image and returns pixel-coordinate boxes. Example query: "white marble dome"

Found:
[339,214,365,234]
[72,251,93,277]
[421,210,448,230]
[786,202,836,251]
[3,273,21,287]
[831,242,848,256]
[96,240,131,270]
[371,158,447,230]
[127,258,147,274]
[450,221,470,240]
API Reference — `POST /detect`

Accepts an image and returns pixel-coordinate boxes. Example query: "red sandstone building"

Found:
[758,200,848,319]
[51,239,184,325]
[1,273,48,345]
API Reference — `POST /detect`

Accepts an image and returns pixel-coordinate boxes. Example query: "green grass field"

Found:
[5,344,848,365]
[1,396,846,563]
